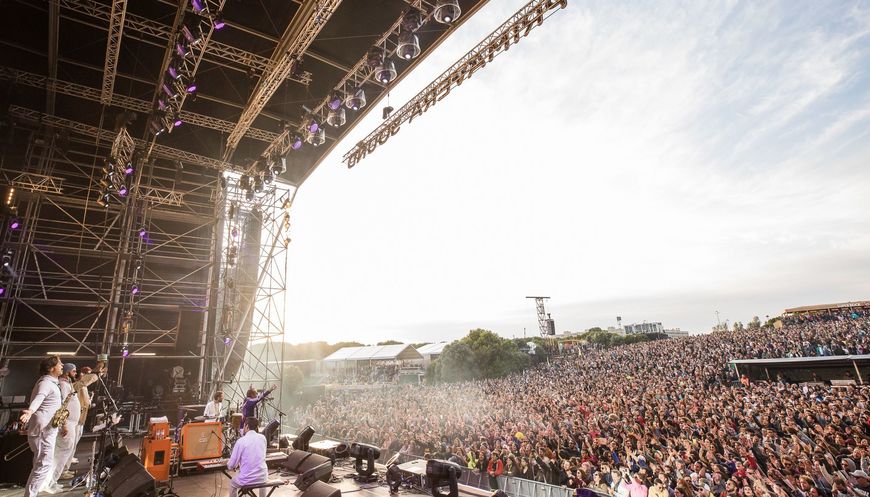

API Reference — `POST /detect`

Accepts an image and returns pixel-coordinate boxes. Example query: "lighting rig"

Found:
[149,0,226,137]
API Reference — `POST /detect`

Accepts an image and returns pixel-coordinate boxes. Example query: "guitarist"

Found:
[18,356,63,497]
[240,385,276,431]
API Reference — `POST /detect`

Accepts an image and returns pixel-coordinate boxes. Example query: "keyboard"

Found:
[197,452,288,470]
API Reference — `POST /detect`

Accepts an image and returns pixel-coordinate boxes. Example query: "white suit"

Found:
[24,375,62,497]
[51,376,81,485]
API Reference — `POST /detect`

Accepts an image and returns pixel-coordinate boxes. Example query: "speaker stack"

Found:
[284,450,332,475]
[105,454,156,497]
[300,480,341,497]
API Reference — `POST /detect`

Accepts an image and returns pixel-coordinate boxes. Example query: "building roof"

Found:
[416,342,449,356]
[783,301,870,314]
[730,354,870,366]
[323,344,424,362]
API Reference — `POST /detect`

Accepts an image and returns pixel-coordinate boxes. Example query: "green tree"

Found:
[428,329,531,383]
[377,340,404,346]
[748,316,761,330]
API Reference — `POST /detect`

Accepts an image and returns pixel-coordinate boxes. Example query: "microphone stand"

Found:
[87,375,121,497]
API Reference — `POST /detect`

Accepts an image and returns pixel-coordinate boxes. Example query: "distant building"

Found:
[624,322,664,335]
[664,328,689,339]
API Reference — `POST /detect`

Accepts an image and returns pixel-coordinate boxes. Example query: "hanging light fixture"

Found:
[401,8,425,32]
[327,107,346,127]
[345,86,366,111]
[376,58,397,84]
[397,31,421,60]
[307,128,326,147]
[434,0,461,24]
[327,91,344,111]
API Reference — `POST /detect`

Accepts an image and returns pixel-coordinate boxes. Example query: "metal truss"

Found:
[101,0,127,105]
[7,172,64,195]
[0,68,280,142]
[260,4,408,160]
[343,0,567,167]
[55,0,312,85]
[9,106,240,173]
[110,127,135,165]
[138,186,184,207]
[206,176,294,422]
[223,0,342,159]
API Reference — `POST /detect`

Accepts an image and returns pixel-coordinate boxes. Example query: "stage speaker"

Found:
[180,421,223,461]
[284,450,331,474]
[0,431,32,485]
[106,454,156,497]
[300,480,341,497]
[294,461,334,491]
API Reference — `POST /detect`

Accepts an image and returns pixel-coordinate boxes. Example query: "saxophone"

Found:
[51,391,76,428]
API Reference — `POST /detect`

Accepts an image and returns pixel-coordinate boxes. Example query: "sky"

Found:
[283,0,870,345]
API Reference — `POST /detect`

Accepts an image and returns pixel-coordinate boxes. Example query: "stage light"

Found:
[293,426,315,451]
[262,419,280,445]
[263,169,274,185]
[328,91,343,111]
[191,0,205,13]
[124,163,134,175]
[383,106,394,120]
[367,47,383,68]
[122,347,130,358]
[118,185,128,196]
[327,107,346,127]
[168,64,181,80]
[290,134,303,150]
[150,117,166,136]
[426,459,462,497]
[186,79,198,93]
[182,22,203,46]
[0,287,5,297]
[223,335,232,345]
[397,32,420,60]
[304,116,319,133]
[135,258,143,270]
[307,128,325,147]
[253,176,264,193]
[9,218,20,230]
[213,12,226,30]
[244,189,254,202]
[176,41,189,58]
[172,111,184,127]
[349,442,380,477]
[131,284,140,295]
[434,0,461,24]
[97,192,110,208]
[376,59,397,84]
[162,83,178,100]
[345,87,366,111]
[2,250,12,267]
[402,9,425,32]
[138,227,147,238]
[231,227,239,239]
[272,158,286,176]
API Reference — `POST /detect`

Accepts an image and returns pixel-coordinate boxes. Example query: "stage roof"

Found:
[323,343,423,362]
[0,0,492,185]
[416,341,449,355]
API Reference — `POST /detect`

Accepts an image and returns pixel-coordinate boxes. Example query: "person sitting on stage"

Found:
[240,384,276,428]
[227,417,268,497]
[19,355,64,497]
[204,390,224,421]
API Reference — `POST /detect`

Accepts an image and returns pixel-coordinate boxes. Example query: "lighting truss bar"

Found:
[223,0,342,159]
[8,106,239,172]
[138,186,184,206]
[110,128,135,165]
[101,0,127,105]
[0,68,279,142]
[260,7,408,160]
[55,0,312,85]
[344,0,567,167]
[8,172,65,195]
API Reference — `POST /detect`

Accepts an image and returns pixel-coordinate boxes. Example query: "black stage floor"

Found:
[0,436,489,497]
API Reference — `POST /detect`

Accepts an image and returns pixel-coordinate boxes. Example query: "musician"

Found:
[227,418,268,497]
[49,363,82,486]
[240,384,276,428]
[204,391,224,421]
[19,356,63,497]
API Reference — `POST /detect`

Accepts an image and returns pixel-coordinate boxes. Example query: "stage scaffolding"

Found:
[0,120,291,408]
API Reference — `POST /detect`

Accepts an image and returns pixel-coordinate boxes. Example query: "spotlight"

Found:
[239,175,251,191]
[181,22,203,46]
[304,116,319,133]
[327,91,343,111]
[231,227,239,239]
[0,287,5,297]
[253,176,264,193]
[263,169,274,185]
[293,426,315,451]
[349,442,380,477]
[124,163,134,175]
[383,106,394,120]
[135,258,143,270]
[168,64,181,80]
[290,134,303,150]
[138,227,147,238]
[176,41,189,58]
[172,111,184,127]
[9,218,20,230]
[345,87,366,111]
[376,59,397,84]
[244,189,254,202]
[2,250,12,267]
[366,47,383,68]
[97,192,110,208]
[150,117,166,136]
[213,12,226,30]
[397,32,420,60]
[306,128,325,147]
[118,185,128,196]
[162,83,178,100]
[191,0,205,13]
[327,107,346,127]
[122,347,130,358]
[434,0,461,24]
[223,336,232,345]
[426,459,462,497]
[272,157,286,176]
[402,9,425,32]
[131,284,140,295]
[186,79,198,94]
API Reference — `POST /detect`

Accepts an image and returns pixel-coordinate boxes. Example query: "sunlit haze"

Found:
[285,0,870,344]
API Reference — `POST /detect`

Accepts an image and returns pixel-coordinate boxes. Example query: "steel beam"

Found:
[101,0,127,105]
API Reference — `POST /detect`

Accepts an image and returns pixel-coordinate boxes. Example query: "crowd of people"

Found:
[293,310,870,497]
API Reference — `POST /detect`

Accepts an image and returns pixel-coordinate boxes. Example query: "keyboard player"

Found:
[227,418,268,497]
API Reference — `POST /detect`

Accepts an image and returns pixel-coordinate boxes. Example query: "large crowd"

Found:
[293,310,870,497]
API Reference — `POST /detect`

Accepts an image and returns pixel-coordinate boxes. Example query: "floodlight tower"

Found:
[526,296,555,337]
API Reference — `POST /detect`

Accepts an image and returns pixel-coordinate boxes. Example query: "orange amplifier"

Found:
[142,437,172,481]
[180,421,223,461]
[148,421,170,440]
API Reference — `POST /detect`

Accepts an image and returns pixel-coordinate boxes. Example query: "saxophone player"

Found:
[19,355,63,497]
[50,363,81,486]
